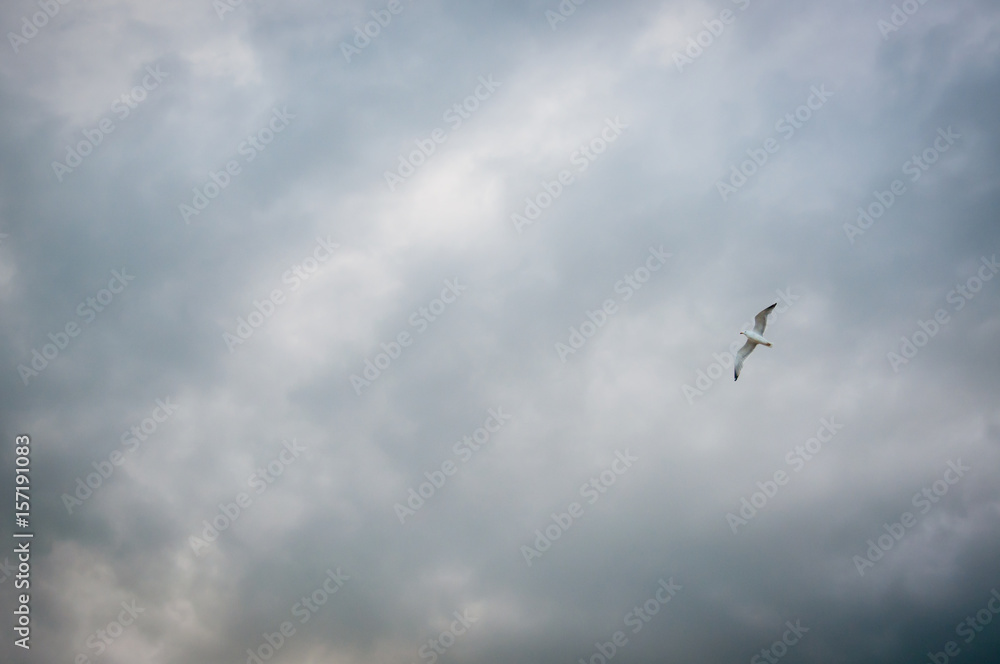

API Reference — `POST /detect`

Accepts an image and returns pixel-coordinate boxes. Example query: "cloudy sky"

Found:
[2,0,1000,662]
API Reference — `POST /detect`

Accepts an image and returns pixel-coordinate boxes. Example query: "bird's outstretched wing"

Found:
[734,339,756,381]
[752,303,778,335]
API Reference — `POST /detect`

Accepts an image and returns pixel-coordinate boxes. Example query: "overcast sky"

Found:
[1,1,999,663]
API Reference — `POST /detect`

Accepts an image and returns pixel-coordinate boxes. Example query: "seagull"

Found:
[734,303,777,381]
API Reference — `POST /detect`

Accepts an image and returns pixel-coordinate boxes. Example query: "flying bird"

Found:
[734,303,777,381]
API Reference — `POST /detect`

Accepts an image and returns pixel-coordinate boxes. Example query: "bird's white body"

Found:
[741,330,771,346]
[734,303,777,380]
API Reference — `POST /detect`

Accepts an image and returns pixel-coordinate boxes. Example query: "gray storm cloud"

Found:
[1,1,999,663]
